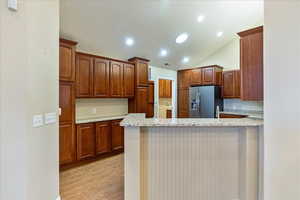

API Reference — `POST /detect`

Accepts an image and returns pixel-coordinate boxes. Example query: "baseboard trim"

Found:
[56,195,61,200]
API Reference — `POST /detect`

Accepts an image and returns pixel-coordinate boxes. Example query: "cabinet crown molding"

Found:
[60,38,78,45]
[237,26,263,37]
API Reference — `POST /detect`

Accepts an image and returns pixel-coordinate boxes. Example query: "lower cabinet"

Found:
[95,122,112,155]
[59,123,76,165]
[77,123,96,160]
[75,119,124,163]
[111,120,124,151]
[219,113,247,118]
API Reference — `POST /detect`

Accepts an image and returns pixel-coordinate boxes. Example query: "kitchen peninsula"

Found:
[121,114,263,200]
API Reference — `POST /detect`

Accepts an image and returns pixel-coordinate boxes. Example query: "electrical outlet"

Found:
[33,115,43,127]
[45,112,57,124]
[8,0,18,11]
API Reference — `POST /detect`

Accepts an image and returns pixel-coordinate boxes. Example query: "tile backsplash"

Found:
[76,98,128,120]
[224,99,263,111]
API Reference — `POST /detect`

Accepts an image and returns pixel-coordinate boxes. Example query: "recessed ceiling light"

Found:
[217,32,223,37]
[197,15,205,22]
[176,33,189,44]
[125,37,134,46]
[160,49,168,57]
[182,57,190,63]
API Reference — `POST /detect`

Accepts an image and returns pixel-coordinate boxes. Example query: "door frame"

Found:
[155,76,176,118]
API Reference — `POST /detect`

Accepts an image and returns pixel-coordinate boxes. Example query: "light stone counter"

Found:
[220,109,264,119]
[121,114,263,200]
[121,113,263,127]
[76,115,126,124]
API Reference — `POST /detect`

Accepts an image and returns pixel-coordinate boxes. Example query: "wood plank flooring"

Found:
[60,154,124,200]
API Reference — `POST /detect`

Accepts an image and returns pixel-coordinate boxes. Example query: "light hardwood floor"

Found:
[60,154,124,200]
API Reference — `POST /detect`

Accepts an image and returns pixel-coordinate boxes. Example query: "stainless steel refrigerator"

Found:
[189,86,223,118]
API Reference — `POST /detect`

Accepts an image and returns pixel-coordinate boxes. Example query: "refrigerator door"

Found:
[198,86,216,118]
[189,87,201,118]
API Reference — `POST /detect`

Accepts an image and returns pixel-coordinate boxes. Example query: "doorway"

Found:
[158,78,174,118]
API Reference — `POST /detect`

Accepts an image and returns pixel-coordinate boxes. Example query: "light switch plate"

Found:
[33,115,43,127]
[8,0,18,11]
[45,112,57,124]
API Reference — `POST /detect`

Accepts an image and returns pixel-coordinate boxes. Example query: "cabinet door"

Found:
[59,42,76,81]
[59,82,74,123]
[59,123,76,165]
[77,123,95,160]
[239,29,263,100]
[159,79,165,98]
[148,82,154,104]
[136,61,148,87]
[234,70,241,98]
[202,67,215,85]
[165,80,172,98]
[177,89,189,118]
[111,120,124,151]
[136,87,148,113]
[94,58,110,97]
[95,122,111,155]
[110,61,124,97]
[76,54,93,97]
[178,70,191,89]
[123,63,135,97]
[223,71,235,98]
[190,68,202,85]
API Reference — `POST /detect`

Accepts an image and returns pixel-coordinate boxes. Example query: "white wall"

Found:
[198,38,240,70]
[149,66,177,117]
[264,1,300,200]
[0,0,59,200]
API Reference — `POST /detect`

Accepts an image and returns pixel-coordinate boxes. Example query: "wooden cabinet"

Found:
[223,70,241,98]
[59,123,76,165]
[95,122,112,155]
[178,70,191,89]
[123,63,135,97]
[166,110,172,118]
[110,61,124,97]
[77,123,95,160]
[93,58,110,97]
[177,88,189,118]
[201,66,223,86]
[59,39,77,82]
[147,81,154,118]
[238,26,263,101]
[76,54,94,97]
[129,57,149,87]
[128,57,150,115]
[59,82,75,123]
[111,120,124,151]
[159,79,172,98]
[219,113,247,118]
[136,87,148,113]
[76,52,135,98]
[190,68,202,85]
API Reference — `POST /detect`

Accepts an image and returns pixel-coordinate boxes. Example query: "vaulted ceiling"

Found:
[60,0,263,70]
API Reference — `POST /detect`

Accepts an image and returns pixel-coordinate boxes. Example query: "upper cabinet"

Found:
[94,58,110,97]
[159,79,172,98]
[190,68,202,85]
[59,82,75,123]
[201,66,223,86]
[238,26,264,101]
[75,52,135,98]
[222,70,241,98]
[76,53,94,97]
[123,63,135,97]
[178,70,191,89]
[110,61,124,97]
[128,57,149,87]
[59,39,77,82]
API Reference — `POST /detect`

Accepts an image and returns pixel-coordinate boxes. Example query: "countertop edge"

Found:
[76,115,127,124]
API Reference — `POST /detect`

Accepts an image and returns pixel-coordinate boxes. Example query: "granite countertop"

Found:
[120,114,263,127]
[220,109,264,119]
[76,115,127,124]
